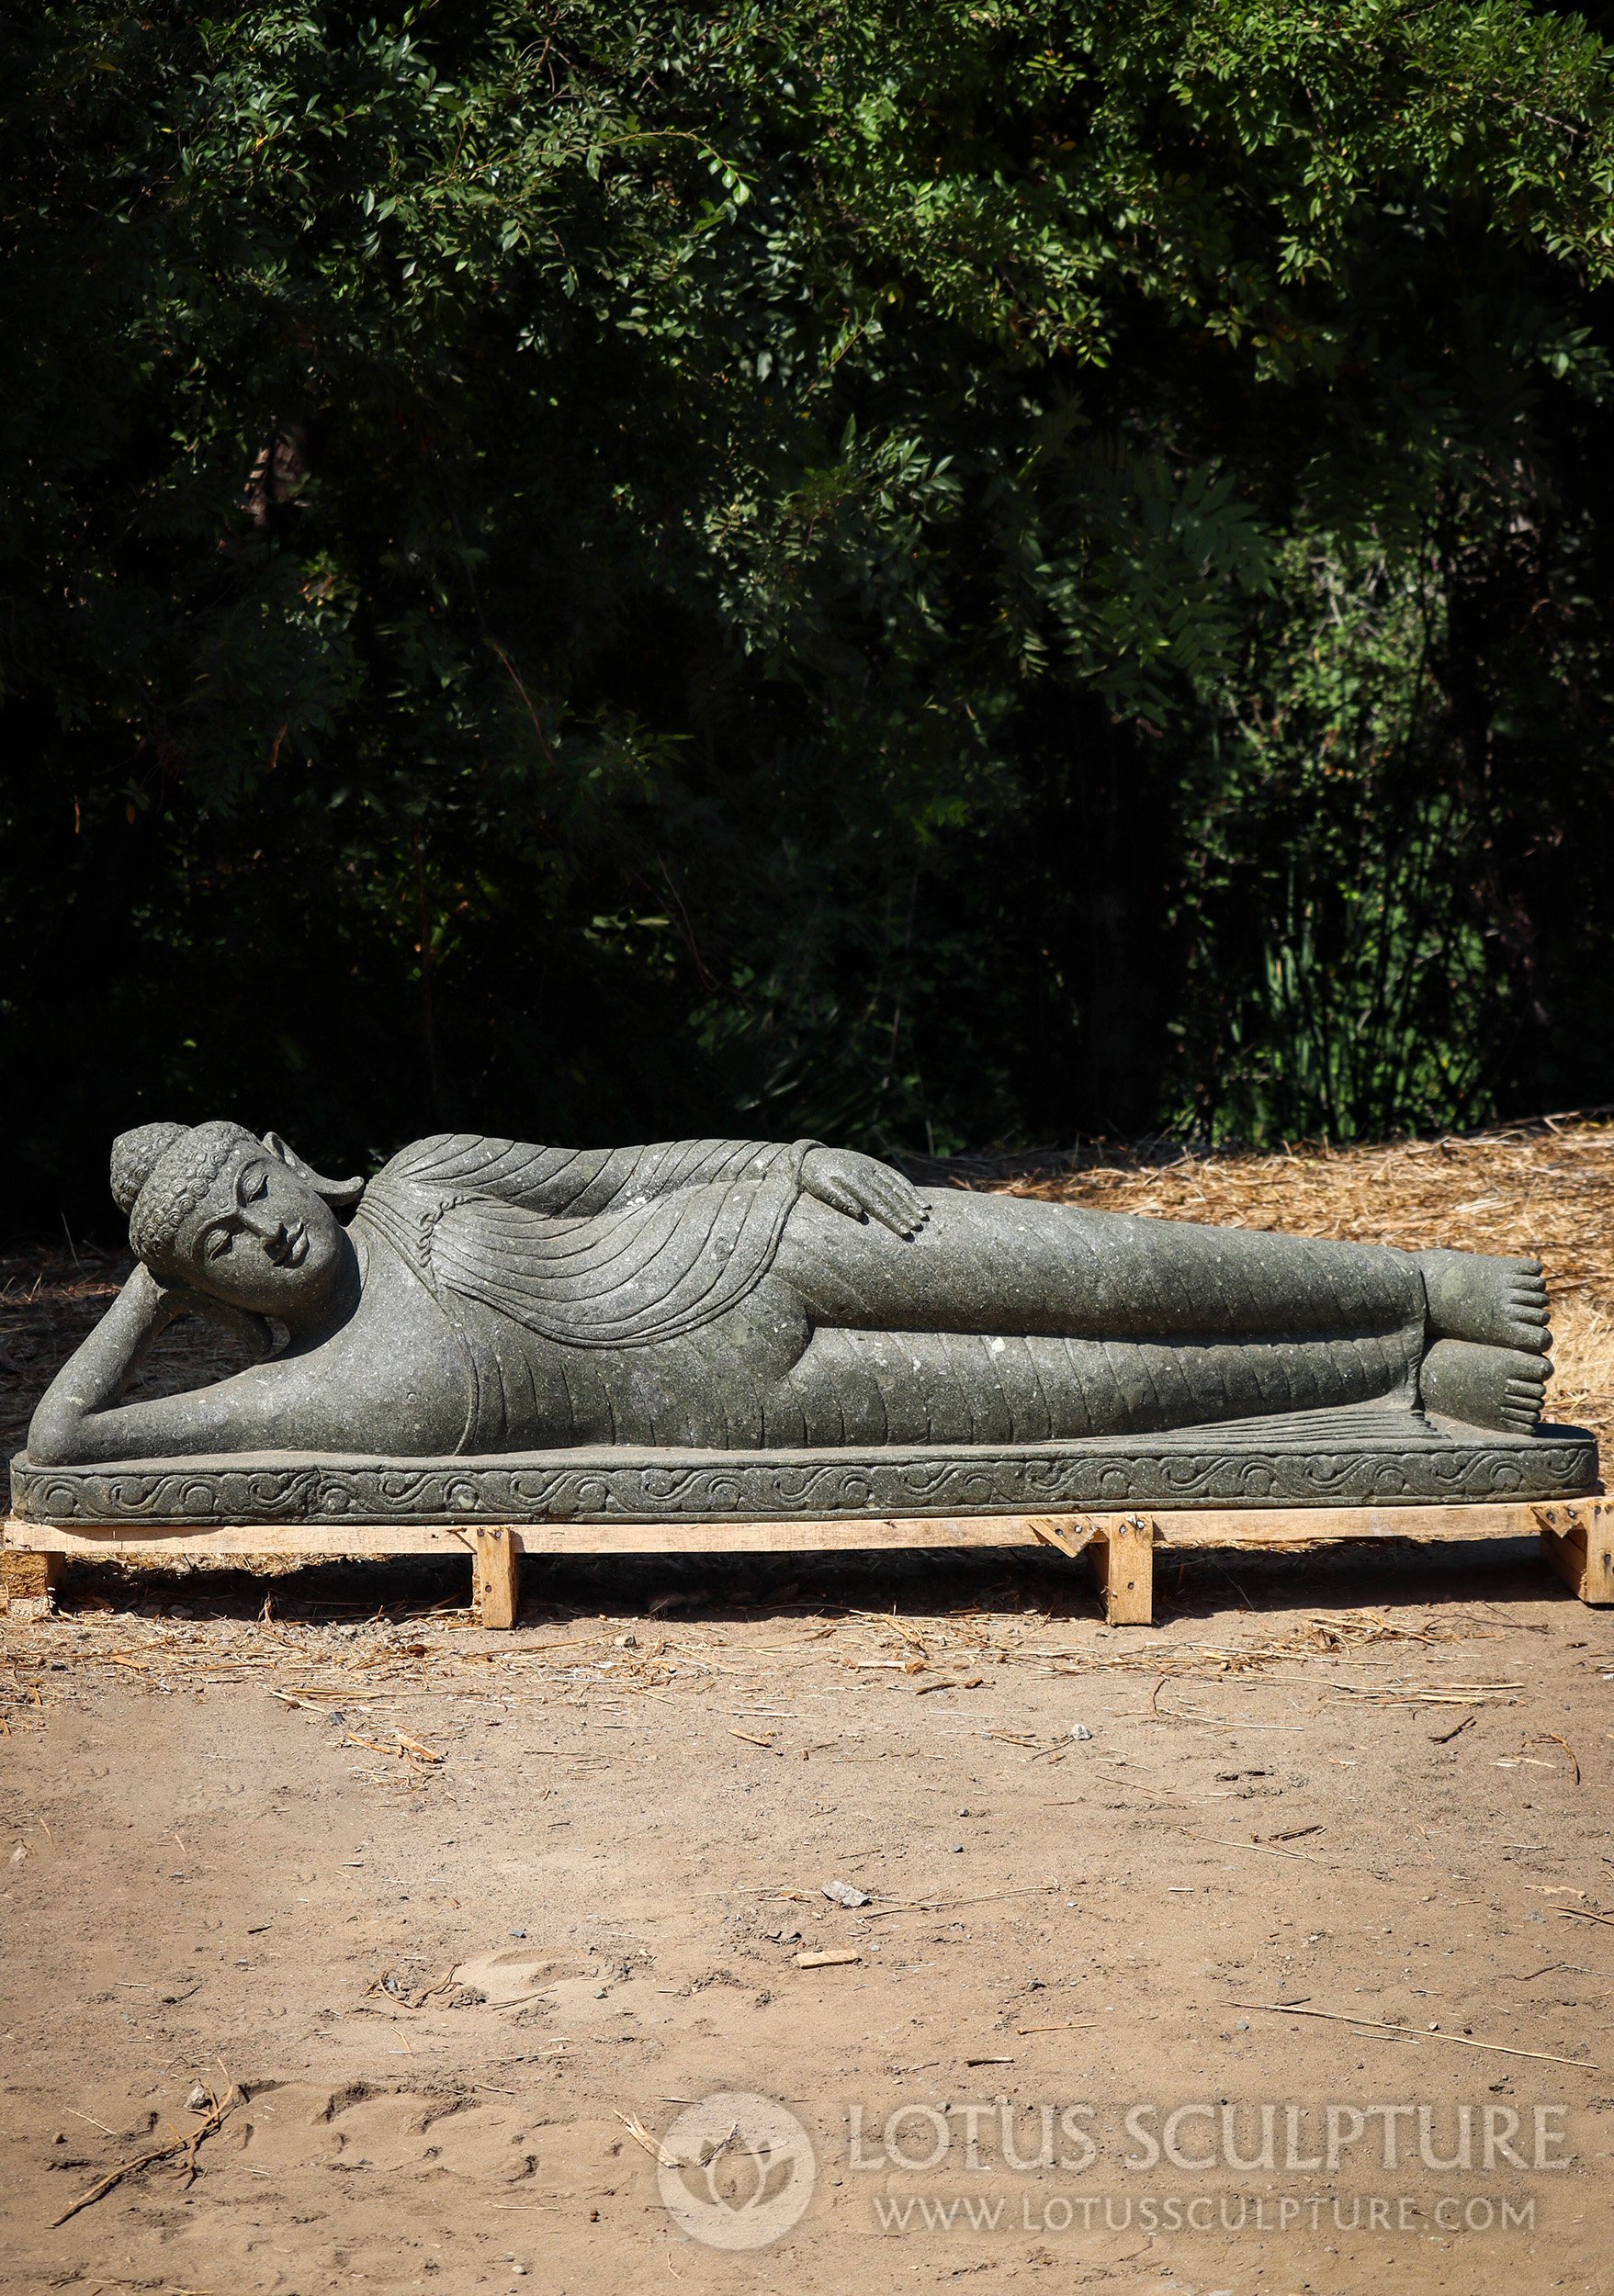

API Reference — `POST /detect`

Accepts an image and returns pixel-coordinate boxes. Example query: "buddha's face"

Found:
[169,1147,351,1319]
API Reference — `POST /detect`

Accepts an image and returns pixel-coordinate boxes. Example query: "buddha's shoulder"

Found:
[372,1132,500,1183]
[368,1133,557,1190]
[348,1145,461,1266]
[356,1136,545,1263]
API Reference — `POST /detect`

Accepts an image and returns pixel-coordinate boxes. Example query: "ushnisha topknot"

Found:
[117,1120,260,1274]
[109,1121,186,1217]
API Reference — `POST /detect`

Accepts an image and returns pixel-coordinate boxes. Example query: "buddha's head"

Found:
[112,1121,364,1321]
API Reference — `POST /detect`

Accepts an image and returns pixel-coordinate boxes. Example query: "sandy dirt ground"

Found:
[3,1124,1613,2295]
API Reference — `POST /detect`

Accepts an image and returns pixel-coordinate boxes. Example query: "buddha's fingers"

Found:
[873,1170,930,1239]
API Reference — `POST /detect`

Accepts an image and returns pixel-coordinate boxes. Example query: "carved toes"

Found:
[1421,1337,1551,1435]
[1419,1249,1553,1356]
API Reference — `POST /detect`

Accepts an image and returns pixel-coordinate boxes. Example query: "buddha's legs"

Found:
[777,1191,1428,1345]
[771,1324,1421,1444]
[767,1191,1551,1439]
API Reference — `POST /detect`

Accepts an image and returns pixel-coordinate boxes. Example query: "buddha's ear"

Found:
[262,1131,366,1206]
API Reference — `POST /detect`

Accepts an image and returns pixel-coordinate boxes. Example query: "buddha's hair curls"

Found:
[111,1120,364,1275]
[115,1121,259,1274]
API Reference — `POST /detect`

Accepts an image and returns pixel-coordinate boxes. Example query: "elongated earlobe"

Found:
[262,1131,365,1206]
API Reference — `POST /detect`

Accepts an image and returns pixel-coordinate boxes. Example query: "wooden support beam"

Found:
[2,1512,1076,1560]
[4,1499,1599,1562]
[3,1493,1607,1622]
[1085,1514,1155,1626]
[1026,1516,1091,1559]
[1146,1503,1543,1547]
[470,1525,521,1629]
[1535,1501,1614,1606]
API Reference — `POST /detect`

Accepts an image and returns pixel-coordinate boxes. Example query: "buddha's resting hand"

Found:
[799,1147,930,1241]
[136,1266,277,1361]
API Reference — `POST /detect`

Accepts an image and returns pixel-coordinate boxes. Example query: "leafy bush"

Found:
[6,3,1614,1224]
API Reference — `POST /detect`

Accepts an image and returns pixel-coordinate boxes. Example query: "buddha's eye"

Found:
[238,1165,268,1203]
[207,1228,233,1259]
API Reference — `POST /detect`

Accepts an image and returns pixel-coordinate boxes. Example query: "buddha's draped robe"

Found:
[354,1132,816,1347]
[346,1133,1430,1453]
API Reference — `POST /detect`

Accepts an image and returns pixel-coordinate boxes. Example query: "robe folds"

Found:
[353,1133,817,1350]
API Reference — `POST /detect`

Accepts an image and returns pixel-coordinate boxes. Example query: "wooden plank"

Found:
[3,1498,1599,1561]
[2,1512,1089,1559]
[3,1519,476,1559]
[514,1512,1089,1555]
[1087,1515,1155,1626]
[471,1526,520,1629]
[1149,1501,1597,1546]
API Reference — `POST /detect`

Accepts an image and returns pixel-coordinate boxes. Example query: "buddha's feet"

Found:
[1417,1248,1551,1355]
[1421,1338,1550,1434]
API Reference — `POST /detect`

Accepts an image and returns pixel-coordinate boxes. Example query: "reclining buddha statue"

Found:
[26,1121,1555,1468]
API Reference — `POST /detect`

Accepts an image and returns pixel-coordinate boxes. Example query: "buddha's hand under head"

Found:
[121,1261,276,1360]
[799,1147,931,1241]
[169,1286,278,1361]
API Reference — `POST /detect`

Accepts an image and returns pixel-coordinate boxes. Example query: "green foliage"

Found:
[6,2,1614,1221]
[1172,536,1497,1140]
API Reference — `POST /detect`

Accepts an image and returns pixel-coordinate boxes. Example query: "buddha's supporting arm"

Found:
[27,1267,276,1466]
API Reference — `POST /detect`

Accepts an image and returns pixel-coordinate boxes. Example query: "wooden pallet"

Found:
[3,1499,1608,1627]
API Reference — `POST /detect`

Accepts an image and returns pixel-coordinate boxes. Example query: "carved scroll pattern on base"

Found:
[11,1406,1597,1526]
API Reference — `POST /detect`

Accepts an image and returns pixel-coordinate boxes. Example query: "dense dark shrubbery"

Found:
[6,2,1614,1231]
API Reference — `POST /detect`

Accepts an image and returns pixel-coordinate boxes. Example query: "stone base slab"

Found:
[8,1404,1597,1526]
